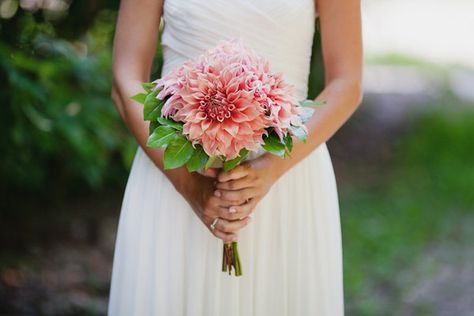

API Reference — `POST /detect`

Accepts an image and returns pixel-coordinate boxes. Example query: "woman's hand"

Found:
[214,154,282,218]
[178,170,252,243]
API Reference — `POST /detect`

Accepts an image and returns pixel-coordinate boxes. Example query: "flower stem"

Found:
[221,241,242,276]
[232,242,242,276]
[204,155,218,170]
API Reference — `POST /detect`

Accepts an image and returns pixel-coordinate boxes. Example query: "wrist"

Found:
[166,167,193,196]
[273,156,290,180]
[256,153,288,182]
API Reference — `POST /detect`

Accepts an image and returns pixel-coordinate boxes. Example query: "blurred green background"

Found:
[0,0,473,315]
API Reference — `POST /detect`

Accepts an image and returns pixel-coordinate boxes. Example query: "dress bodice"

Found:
[160,0,318,100]
[160,0,318,162]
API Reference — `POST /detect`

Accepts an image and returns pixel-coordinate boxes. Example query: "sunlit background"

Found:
[1,0,473,315]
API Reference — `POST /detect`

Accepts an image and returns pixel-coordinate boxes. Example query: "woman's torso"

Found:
[160,0,317,100]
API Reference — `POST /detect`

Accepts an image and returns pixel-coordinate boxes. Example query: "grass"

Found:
[341,109,474,315]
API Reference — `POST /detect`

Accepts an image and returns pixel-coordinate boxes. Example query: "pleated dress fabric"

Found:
[107,0,344,315]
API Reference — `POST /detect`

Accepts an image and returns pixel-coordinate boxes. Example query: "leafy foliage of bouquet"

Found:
[132,39,324,276]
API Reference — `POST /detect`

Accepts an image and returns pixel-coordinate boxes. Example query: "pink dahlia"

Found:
[153,39,304,160]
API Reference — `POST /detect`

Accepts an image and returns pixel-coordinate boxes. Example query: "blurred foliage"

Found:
[0,2,323,205]
[0,2,129,204]
[308,18,325,98]
[398,110,474,206]
[342,108,474,315]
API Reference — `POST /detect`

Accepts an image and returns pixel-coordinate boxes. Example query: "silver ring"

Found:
[210,217,219,230]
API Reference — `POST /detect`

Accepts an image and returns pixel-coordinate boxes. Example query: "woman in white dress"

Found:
[108,0,362,315]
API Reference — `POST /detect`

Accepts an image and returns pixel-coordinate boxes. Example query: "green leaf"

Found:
[223,148,249,171]
[299,99,327,107]
[148,120,159,135]
[284,134,293,156]
[157,117,183,131]
[163,137,194,169]
[143,91,164,121]
[130,93,147,104]
[186,145,209,172]
[142,82,157,93]
[147,126,178,148]
[289,126,307,143]
[262,133,286,157]
[148,121,160,136]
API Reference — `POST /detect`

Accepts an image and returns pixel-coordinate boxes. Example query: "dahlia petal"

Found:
[222,120,239,137]
[231,110,249,123]
[189,123,203,140]
[201,118,212,131]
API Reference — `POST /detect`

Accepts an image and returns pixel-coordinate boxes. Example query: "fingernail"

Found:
[214,190,221,197]
[229,207,237,213]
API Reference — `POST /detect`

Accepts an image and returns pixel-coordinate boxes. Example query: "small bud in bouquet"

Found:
[131,39,325,276]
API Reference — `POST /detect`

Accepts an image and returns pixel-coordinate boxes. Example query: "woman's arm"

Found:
[270,0,363,178]
[111,0,248,241]
[111,0,191,192]
[215,0,363,209]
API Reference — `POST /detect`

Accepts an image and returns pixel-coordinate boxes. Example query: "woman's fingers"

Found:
[214,187,256,205]
[209,195,258,221]
[202,210,239,243]
[202,201,255,242]
[203,196,242,221]
[227,198,257,219]
[217,164,252,182]
[211,195,237,208]
[203,213,251,242]
[211,226,238,243]
[214,216,251,234]
[215,176,255,191]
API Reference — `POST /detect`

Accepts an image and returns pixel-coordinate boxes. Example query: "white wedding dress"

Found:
[108,0,344,315]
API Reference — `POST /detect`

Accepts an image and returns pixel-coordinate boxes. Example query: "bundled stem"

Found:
[221,242,242,276]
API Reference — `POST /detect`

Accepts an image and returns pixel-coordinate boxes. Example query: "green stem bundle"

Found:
[222,242,242,276]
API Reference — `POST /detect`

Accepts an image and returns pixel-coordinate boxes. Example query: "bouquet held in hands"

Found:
[131,39,325,276]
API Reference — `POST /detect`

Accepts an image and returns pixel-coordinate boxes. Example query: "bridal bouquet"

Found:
[131,39,324,276]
